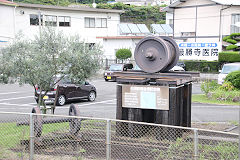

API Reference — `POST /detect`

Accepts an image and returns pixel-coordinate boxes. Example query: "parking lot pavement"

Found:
[0,79,238,123]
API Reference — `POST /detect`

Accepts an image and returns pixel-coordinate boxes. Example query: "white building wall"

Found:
[166,12,173,24]
[222,6,240,36]
[197,5,221,38]
[0,5,15,46]
[177,0,215,7]
[101,38,141,59]
[0,5,121,45]
[173,0,240,42]
[174,7,196,38]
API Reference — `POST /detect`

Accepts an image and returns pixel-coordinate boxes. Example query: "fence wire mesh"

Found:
[0,112,238,160]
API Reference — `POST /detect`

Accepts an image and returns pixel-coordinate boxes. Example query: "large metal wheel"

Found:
[69,104,81,136]
[31,107,43,137]
[159,36,179,71]
[134,36,179,73]
[88,91,96,102]
[57,95,66,106]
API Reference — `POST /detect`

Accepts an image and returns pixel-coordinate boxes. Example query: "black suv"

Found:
[104,63,133,81]
[35,76,97,106]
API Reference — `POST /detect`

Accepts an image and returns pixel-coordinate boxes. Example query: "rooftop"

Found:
[163,0,240,12]
[0,0,124,13]
[0,0,17,6]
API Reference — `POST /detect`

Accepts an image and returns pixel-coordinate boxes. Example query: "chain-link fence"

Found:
[0,112,239,160]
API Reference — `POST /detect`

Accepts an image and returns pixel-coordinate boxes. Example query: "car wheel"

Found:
[105,79,109,81]
[57,95,66,106]
[88,91,96,102]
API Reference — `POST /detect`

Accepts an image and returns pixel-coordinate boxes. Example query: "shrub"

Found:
[219,82,235,91]
[226,45,238,50]
[230,33,240,41]
[201,80,219,96]
[226,39,237,44]
[224,71,240,89]
[218,52,240,62]
[212,88,240,102]
[184,61,220,73]
[115,48,132,60]
[223,35,231,41]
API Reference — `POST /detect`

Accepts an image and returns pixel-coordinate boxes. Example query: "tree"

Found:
[0,28,103,112]
[115,48,132,62]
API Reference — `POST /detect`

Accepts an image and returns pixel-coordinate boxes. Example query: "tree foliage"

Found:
[97,2,166,24]
[115,48,132,60]
[14,0,165,25]
[0,28,103,104]
[15,0,112,6]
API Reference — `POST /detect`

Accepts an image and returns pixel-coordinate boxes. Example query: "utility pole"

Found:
[38,10,42,37]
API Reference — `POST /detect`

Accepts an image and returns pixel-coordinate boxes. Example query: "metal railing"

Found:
[0,111,239,160]
[102,59,135,70]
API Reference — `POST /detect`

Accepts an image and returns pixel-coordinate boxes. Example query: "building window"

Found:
[30,14,43,26]
[96,18,107,28]
[181,32,196,37]
[45,15,57,26]
[59,16,71,27]
[231,14,240,33]
[85,43,95,50]
[85,17,95,28]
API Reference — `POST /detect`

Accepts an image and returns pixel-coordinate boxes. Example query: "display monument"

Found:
[115,36,196,139]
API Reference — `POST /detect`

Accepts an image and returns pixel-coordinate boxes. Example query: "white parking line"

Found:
[0,107,32,110]
[0,96,33,102]
[0,91,29,95]
[0,102,34,107]
[58,99,117,109]
[0,99,117,110]
[104,102,116,105]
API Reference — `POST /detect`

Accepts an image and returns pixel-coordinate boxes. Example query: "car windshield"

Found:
[221,65,240,74]
[109,64,123,71]
[53,76,71,84]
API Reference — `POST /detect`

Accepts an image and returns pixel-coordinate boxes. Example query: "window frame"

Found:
[59,16,71,27]
[45,15,57,27]
[30,14,43,26]
[85,17,95,28]
[96,18,107,28]
[231,14,240,34]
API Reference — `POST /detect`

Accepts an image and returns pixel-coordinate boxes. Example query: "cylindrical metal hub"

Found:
[134,36,179,73]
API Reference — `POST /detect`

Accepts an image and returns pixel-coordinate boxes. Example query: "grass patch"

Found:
[0,119,105,158]
[0,122,69,149]
[192,94,240,105]
[229,120,239,126]
[0,119,105,150]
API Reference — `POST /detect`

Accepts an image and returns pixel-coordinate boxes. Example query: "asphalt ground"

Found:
[0,79,238,121]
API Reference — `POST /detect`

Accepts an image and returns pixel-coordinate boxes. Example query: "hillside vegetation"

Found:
[14,0,166,25]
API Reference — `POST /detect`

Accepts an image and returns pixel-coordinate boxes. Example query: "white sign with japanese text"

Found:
[177,42,222,61]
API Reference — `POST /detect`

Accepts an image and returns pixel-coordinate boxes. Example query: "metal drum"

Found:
[134,36,179,73]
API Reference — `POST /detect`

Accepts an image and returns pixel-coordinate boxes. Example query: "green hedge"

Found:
[184,61,220,73]
[219,51,240,62]
[226,39,237,44]
[226,45,238,50]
